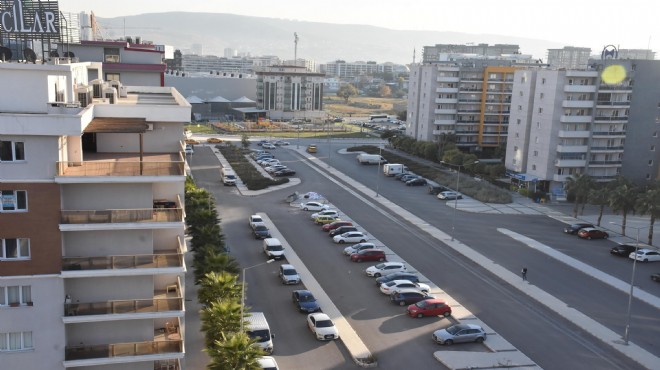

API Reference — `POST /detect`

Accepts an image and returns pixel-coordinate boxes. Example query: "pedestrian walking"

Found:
[522,267,528,281]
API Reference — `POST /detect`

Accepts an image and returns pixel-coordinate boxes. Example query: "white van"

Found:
[263,238,285,260]
[245,312,274,354]
[383,163,407,176]
[221,167,237,186]
[356,153,387,165]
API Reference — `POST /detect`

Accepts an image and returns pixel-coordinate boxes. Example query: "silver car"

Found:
[432,324,486,345]
[279,264,301,285]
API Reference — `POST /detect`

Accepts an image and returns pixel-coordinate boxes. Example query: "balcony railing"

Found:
[57,161,185,177]
[63,253,183,271]
[594,116,628,121]
[64,297,182,317]
[592,131,626,136]
[65,340,182,361]
[61,208,183,224]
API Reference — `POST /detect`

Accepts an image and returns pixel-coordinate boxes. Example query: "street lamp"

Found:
[441,160,479,241]
[240,259,274,331]
[376,146,383,197]
[609,222,649,345]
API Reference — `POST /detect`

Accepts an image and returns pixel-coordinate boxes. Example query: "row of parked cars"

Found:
[298,200,489,345]
[386,170,464,200]
[251,150,296,177]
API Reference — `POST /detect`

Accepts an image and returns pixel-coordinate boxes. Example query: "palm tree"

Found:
[194,248,239,283]
[635,185,660,245]
[190,224,224,252]
[200,300,243,348]
[608,177,638,236]
[587,185,609,226]
[565,173,594,218]
[205,332,263,370]
[198,271,241,306]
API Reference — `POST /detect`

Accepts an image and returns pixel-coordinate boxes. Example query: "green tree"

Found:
[200,300,243,348]
[378,84,392,98]
[608,177,638,236]
[565,173,594,218]
[241,134,250,150]
[587,185,610,227]
[337,84,358,103]
[198,271,241,306]
[205,332,263,370]
[194,249,239,283]
[635,185,660,245]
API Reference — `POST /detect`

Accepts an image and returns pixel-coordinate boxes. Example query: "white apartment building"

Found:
[547,47,591,69]
[1,60,190,370]
[182,54,254,74]
[320,60,406,78]
[256,65,325,120]
[506,59,660,195]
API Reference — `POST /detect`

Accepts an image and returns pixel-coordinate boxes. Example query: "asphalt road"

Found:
[190,141,657,370]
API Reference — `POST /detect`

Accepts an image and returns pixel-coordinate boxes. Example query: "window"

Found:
[540,93,544,99]
[105,73,120,81]
[104,48,120,63]
[518,105,522,111]
[0,331,33,351]
[1,238,30,260]
[532,164,537,170]
[649,160,654,166]
[533,151,538,157]
[652,145,656,151]
[538,108,543,114]
[0,286,31,306]
[1,190,27,212]
[0,141,25,161]
[515,133,519,138]
[517,119,521,125]
[514,146,519,152]
[541,78,546,84]
[537,122,540,128]
[535,137,539,143]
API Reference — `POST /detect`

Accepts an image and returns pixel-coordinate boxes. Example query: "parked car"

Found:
[311,210,339,219]
[629,248,660,262]
[333,231,367,244]
[292,290,321,313]
[252,224,271,239]
[390,289,433,306]
[315,215,340,225]
[406,178,427,186]
[380,280,430,295]
[432,324,486,345]
[564,223,595,234]
[375,272,420,286]
[322,220,353,232]
[274,140,290,146]
[185,139,200,145]
[263,143,277,149]
[257,140,269,146]
[185,144,194,155]
[274,169,296,177]
[350,249,386,262]
[394,172,415,180]
[343,242,376,256]
[651,273,660,282]
[300,202,329,211]
[437,191,463,200]
[428,184,450,195]
[407,299,452,318]
[265,165,287,173]
[207,137,223,143]
[366,262,407,277]
[279,264,301,285]
[577,228,609,239]
[399,174,419,182]
[610,244,638,257]
[329,226,358,237]
[307,313,339,340]
[249,214,264,228]
[257,356,280,370]
[258,158,280,166]
[307,144,317,153]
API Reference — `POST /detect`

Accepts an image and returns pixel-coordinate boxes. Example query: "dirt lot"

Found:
[324,96,406,117]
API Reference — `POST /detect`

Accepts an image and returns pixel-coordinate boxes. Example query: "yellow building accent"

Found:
[479,66,517,147]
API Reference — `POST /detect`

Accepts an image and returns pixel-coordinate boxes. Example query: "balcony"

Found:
[592,131,626,137]
[560,115,592,123]
[56,153,185,179]
[61,208,183,225]
[593,116,628,122]
[436,87,458,93]
[595,101,630,107]
[556,145,589,153]
[598,84,633,92]
[590,146,625,152]
[434,119,456,125]
[432,129,455,135]
[64,339,182,363]
[589,160,623,167]
[64,297,183,319]
[555,159,587,167]
[434,108,457,114]
[435,98,458,104]
[564,85,597,93]
[562,100,594,108]
[437,76,460,83]
[553,174,570,182]
[558,130,590,138]
[566,71,598,77]
[62,252,184,277]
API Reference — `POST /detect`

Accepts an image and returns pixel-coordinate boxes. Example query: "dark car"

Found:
[652,273,660,282]
[274,169,296,176]
[610,244,638,257]
[252,224,271,239]
[390,289,433,306]
[376,272,420,286]
[406,178,427,186]
[394,172,414,180]
[329,226,358,237]
[428,184,450,195]
[322,220,353,232]
[399,174,419,182]
[350,249,386,263]
[564,223,594,234]
[577,227,609,240]
[292,290,321,313]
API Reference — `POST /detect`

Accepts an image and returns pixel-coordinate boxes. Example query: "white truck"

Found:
[356,153,387,165]
[221,167,237,186]
[383,163,407,176]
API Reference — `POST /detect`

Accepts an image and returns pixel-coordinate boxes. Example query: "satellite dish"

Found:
[64,51,75,58]
[0,46,12,61]
[50,50,59,57]
[23,48,37,64]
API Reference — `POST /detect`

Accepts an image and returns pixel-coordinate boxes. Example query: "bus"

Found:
[369,114,389,123]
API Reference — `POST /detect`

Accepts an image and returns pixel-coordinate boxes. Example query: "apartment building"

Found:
[181,54,255,74]
[506,59,660,195]
[256,65,325,120]
[422,44,520,62]
[547,46,591,69]
[1,60,190,370]
[320,60,407,79]
[407,59,519,151]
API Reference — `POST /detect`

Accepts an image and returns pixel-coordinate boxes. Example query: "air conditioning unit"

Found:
[76,86,93,107]
[103,86,117,104]
[119,86,128,98]
[91,79,104,98]
[146,123,154,131]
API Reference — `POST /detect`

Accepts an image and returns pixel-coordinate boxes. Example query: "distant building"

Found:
[617,49,656,60]
[320,60,407,78]
[281,58,318,72]
[547,47,591,69]
[256,65,325,120]
[224,47,237,58]
[190,43,203,55]
[422,44,520,62]
[182,54,254,74]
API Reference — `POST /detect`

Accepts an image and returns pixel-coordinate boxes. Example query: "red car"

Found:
[577,227,609,240]
[350,249,386,263]
[322,220,353,232]
[407,299,452,318]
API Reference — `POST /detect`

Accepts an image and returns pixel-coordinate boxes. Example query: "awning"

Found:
[84,118,149,133]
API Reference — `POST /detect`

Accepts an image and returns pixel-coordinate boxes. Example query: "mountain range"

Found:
[97,12,567,64]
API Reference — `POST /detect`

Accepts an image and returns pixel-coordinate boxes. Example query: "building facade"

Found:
[256,66,325,120]
[320,60,407,79]
[422,44,520,63]
[547,46,591,69]
[1,60,190,370]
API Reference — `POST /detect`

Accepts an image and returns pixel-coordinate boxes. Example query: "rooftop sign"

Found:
[0,0,59,35]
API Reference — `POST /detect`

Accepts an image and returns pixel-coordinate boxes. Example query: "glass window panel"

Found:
[5,239,17,258]
[1,190,16,210]
[23,332,32,348]
[21,286,31,303]
[16,191,27,210]
[14,142,24,160]
[8,332,21,350]
[19,239,29,258]
[7,286,19,304]
[0,333,7,350]
[0,141,12,161]
[0,287,5,305]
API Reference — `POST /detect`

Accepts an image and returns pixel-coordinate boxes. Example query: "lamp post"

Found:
[240,259,274,331]
[441,160,479,241]
[609,222,648,345]
[376,145,383,197]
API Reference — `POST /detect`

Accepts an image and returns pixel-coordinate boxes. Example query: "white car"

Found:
[379,280,431,295]
[300,202,329,211]
[249,214,264,228]
[629,248,660,262]
[306,313,339,340]
[185,144,194,155]
[310,209,339,219]
[333,231,367,244]
[257,356,279,370]
[437,191,463,200]
[366,262,407,277]
[259,159,280,166]
[274,140,290,146]
[343,242,376,256]
[262,143,277,149]
[265,165,287,173]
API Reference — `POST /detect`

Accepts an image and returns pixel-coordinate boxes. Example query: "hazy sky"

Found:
[59,0,659,54]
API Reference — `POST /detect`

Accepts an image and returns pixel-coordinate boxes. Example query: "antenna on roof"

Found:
[294,32,299,66]
[23,48,37,64]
